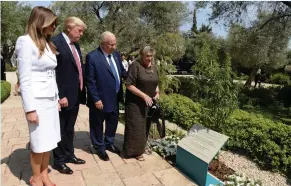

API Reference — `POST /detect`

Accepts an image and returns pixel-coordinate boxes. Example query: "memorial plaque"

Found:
[179,125,229,163]
[176,124,229,186]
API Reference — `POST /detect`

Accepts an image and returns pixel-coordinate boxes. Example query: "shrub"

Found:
[224,109,291,175]
[5,65,17,72]
[1,80,11,103]
[267,73,290,85]
[160,93,291,176]
[159,94,201,130]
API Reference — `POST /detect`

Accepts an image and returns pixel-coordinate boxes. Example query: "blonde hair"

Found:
[63,17,87,34]
[26,6,58,56]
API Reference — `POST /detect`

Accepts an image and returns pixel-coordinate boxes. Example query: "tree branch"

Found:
[281,1,291,9]
[92,2,105,24]
[257,14,291,31]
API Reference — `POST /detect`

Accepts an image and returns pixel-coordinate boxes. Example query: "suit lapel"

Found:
[112,52,121,78]
[59,34,78,70]
[97,47,114,77]
[44,44,57,63]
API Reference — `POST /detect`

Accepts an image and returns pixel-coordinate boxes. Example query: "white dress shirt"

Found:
[101,48,120,83]
[62,32,81,61]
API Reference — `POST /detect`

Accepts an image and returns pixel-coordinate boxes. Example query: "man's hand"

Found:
[59,97,68,107]
[58,102,61,111]
[26,111,39,124]
[95,100,103,110]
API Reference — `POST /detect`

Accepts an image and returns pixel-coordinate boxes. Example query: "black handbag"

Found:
[147,99,166,138]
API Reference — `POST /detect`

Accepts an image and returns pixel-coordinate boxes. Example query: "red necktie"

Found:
[70,43,83,90]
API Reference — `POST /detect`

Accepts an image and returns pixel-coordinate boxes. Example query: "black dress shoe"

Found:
[67,157,86,164]
[53,164,73,174]
[106,145,121,154]
[96,150,109,161]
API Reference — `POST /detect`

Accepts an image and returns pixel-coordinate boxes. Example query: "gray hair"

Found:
[100,31,115,43]
[139,45,155,58]
[63,16,87,33]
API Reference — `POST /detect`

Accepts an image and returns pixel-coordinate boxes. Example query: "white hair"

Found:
[100,31,115,42]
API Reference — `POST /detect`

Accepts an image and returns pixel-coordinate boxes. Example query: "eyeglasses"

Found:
[103,42,116,47]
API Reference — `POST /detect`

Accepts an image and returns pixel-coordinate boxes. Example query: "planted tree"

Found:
[1,2,31,67]
[192,41,238,131]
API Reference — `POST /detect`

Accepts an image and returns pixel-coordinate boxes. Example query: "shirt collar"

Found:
[62,32,72,45]
[101,47,113,58]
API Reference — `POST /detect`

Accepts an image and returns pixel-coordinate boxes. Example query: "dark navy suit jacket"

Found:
[52,33,86,109]
[85,47,126,112]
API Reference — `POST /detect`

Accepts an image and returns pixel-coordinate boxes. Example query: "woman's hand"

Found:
[153,92,160,100]
[26,111,39,124]
[143,94,153,106]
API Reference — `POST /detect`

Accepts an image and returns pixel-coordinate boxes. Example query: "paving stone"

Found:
[1,90,200,186]
[138,156,172,173]
[2,108,13,114]
[68,151,99,171]
[83,172,124,186]
[116,162,144,179]
[1,173,20,186]
[153,168,197,186]
[8,137,29,147]
[2,126,14,133]
[3,122,16,127]
[110,155,126,168]
[13,124,28,131]
[1,138,9,146]
[11,143,27,152]
[19,131,29,138]
[7,149,31,173]
[2,118,17,123]
[75,131,89,140]
[122,172,163,186]
[1,164,7,174]
[2,131,20,139]
[1,146,12,164]
[49,171,85,185]
[96,158,116,173]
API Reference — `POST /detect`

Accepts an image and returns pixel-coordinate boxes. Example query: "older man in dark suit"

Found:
[86,31,126,161]
[52,17,87,174]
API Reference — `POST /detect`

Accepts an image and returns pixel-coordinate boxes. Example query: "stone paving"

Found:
[1,73,197,186]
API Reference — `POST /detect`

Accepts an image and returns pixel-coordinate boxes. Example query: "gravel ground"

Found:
[219,150,290,186]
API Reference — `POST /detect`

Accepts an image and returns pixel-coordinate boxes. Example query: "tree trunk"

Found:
[244,68,258,88]
[2,43,15,67]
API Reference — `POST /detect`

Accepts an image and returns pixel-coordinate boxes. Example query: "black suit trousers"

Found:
[53,90,81,165]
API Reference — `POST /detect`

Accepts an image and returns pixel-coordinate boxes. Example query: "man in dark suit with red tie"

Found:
[86,31,126,161]
[52,17,87,174]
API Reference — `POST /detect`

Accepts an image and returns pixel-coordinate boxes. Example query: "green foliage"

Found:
[225,109,291,175]
[192,41,238,131]
[225,173,263,186]
[5,65,17,72]
[160,93,291,176]
[1,81,11,103]
[1,2,32,65]
[149,135,181,158]
[51,1,189,57]
[159,94,201,130]
[267,73,290,85]
[172,77,199,101]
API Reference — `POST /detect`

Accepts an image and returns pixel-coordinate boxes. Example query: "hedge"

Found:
[1,80,11,103]
[159,93,291,177]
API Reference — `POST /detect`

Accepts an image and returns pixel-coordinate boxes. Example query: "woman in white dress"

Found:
[15,6,60,186]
